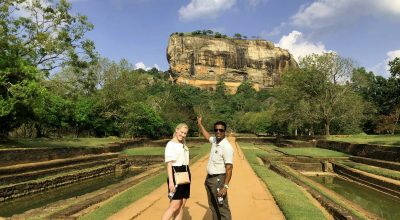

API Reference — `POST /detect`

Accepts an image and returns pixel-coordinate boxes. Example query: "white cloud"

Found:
[291,0,400,29]
[369,49,400,77]
[179,0,236,21]
[276,30,330,61]
[260,22,286,37]
[246,0,269,8]
[134,62,160,70]
[387,50,400,61]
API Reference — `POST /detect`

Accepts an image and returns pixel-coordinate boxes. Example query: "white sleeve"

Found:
[209,136,215,144]
[165,142,176,163]
[223,144,234,164]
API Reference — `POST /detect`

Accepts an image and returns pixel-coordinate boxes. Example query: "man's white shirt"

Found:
[207,137,234,175]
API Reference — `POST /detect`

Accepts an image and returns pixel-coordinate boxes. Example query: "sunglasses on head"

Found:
[214,128,225,132]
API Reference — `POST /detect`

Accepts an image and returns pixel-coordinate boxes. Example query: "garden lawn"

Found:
[121,147,164,156]
[121,145,208,157]
[276,147,348,157]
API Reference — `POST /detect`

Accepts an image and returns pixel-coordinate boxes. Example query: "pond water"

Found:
[0,169,143,217]
[309,175,400,220]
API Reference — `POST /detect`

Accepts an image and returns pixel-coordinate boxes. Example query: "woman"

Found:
[161,123,191,220]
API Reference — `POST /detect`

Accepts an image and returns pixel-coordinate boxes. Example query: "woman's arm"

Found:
[167,161,176,192]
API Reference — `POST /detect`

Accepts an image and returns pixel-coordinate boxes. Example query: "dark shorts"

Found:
[167,165,191,200]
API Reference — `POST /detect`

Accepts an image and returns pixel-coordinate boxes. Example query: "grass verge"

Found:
[239,142,328,220]
[80,172,167,220]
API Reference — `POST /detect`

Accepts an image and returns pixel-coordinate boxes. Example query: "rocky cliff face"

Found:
[167,34,298,92]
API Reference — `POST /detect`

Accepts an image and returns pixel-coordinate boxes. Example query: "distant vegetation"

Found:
[171,30,257,40]
[1,1,400,140]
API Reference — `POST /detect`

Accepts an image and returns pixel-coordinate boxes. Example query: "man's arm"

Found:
[218,164,232,197]
[197,116,211,141]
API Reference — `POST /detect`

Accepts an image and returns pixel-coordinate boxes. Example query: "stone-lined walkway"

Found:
[109,137,284,220]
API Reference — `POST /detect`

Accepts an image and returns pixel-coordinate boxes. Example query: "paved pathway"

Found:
[109,137,284,220]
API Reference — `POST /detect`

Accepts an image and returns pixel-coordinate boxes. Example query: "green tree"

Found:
[389,57,400,77]
[0,0,97,136]
[123,102,166,139]
[233,80,259,112]
[233,33,242,39]
[273,53,365,136]
[2,0,97,73]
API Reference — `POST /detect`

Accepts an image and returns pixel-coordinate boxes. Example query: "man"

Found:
[197,116,233,220]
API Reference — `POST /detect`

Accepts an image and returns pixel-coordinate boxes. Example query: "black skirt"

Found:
[167,165,191,200]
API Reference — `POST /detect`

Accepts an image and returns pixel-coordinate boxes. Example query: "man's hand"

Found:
[217,187,227,197]
[197,115,210,141]
[197,116,202,125]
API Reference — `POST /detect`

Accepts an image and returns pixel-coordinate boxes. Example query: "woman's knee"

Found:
[170,200,182,211]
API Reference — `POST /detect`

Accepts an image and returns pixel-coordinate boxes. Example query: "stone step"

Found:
[0,158,119,185]
[0,153,119,175]
[0,163,118,202]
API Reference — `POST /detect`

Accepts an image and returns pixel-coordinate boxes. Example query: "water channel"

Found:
[0,169,144,217]
[309,175,400,220]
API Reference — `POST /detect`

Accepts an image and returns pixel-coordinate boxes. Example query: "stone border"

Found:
[316,140,400,162]
[270,163,367,220]
[350,156,400,171]
[0,164,117,202]
[0,139,144,166]
[332,163,400,198]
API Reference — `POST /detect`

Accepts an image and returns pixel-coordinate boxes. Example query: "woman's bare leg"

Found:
[161,199,183,220]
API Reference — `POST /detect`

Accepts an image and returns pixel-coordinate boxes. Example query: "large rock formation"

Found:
[167,34,298,93]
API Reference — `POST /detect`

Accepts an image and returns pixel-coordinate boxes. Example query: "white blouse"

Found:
[164,141,189,166]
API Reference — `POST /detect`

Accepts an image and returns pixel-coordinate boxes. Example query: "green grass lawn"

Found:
[327,134,400,146]
[276,147,348,157]
[239,142,328,220]
[0,137,124,149]
[121,145,207,157]
[337,161,400,181]
[121,147,165,156]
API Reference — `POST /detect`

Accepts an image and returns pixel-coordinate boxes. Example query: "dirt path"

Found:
[109,137,284,220]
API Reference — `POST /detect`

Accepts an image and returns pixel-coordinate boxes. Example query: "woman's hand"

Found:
[169,182,176,193]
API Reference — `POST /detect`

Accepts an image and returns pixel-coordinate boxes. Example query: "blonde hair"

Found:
[173,123,189,146]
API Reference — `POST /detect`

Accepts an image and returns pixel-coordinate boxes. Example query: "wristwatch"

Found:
[224,184,229,189]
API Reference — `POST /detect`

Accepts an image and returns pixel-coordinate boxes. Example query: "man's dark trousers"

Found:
[204,174,231,220]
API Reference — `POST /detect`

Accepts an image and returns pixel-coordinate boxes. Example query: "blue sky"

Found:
[69,0,400,77]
